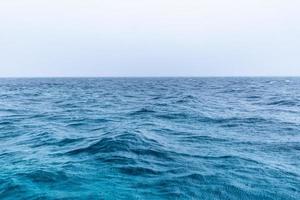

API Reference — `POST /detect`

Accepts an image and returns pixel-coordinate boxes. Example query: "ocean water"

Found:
[0,77,299,200]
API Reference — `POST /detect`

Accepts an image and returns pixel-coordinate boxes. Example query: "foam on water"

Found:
[0,78,299,199]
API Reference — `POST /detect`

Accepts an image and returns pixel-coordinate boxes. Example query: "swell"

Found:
[66,132,174,162]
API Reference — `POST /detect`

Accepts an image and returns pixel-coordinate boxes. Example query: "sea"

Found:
[0,77,299,200]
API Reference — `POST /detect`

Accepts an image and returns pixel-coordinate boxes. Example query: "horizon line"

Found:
[0,75,300,78]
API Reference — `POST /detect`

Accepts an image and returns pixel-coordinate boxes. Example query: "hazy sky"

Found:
[0,0,299,77]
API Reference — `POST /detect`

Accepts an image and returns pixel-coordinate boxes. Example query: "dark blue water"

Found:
[0,78,299,199]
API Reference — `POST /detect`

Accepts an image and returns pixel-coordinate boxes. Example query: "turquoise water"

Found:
[0,78,299,199]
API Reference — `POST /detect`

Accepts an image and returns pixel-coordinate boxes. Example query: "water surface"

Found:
[0,78,299,199]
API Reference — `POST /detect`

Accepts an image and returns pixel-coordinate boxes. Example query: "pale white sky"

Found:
[0,0,299,77]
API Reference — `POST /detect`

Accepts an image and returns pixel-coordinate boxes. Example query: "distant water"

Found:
[0,78,299,200]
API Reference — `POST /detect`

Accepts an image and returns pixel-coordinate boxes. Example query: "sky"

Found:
[0,0,299,77]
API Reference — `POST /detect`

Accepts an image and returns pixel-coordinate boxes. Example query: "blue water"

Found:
[0,78,299,200]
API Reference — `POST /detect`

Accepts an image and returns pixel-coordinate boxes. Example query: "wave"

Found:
[118,166,162,176]
[266,99,298,106]
[18,170,69,184]
[129,108,156,116]
[67,137,130,155]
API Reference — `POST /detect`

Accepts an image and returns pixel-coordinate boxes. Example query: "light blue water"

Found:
[0,78,299,199]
